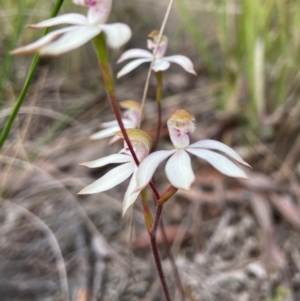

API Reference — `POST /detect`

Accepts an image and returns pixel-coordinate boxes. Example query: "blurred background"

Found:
[1,0,300,300]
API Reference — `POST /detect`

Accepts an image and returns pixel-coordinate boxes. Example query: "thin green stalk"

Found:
[0,0,66,149]
[153,71,163,151]
[141,188,153,231]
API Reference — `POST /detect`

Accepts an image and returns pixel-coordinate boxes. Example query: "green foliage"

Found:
[177,0,300,126]
[0,0,66,148]
[262,286,291,301]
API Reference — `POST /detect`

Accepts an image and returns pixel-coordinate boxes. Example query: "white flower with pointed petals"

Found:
[90,100,143,144]
[11,0,131,56]
[136,109,250,191]
[79,129,152,215]
[117,30,196,78]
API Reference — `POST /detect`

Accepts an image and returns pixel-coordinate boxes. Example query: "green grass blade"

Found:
[0,0,66,149]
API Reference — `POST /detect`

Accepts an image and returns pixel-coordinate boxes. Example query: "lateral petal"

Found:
[90,125,121,140]
[152,59,170,72]
[165,150,195,190]
[136,150,176,190]
[10,27,77,55]
[40,26,101,56]
[108,135,121,145]
[27,13,88,28]
[117,48,153,63]
[80,153,132,168]
[189,140,250,167]
[101,119,132,127]
[123,168,140,216]
[100,23,132,49]
[164,55,196,75]
[78,162,134,194]
[186,148,248,179]
[117,58,151,78]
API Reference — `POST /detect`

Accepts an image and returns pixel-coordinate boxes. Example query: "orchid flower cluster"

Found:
[11,0,249,214]
[11,1,250,299]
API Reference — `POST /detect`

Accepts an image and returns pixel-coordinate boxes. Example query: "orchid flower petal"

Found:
[152,59,170,72]
[101,119,132,127]
[189,140,250,167]
[10,27,77,55]
[136,150,176,190]
[80,153,132,168]
[27,13,88,28]
[87,0,112,24]
[39,25,101,56]
[186,148,248,179]
[100,23,132,49]
[117,58,152,78]
[164,55,196,75]
[90,125,122,140]
[108,135,121,145]
[123,168,140,216]
[78,162,135,194]
[117,48,153,63]
[165,150,195,190]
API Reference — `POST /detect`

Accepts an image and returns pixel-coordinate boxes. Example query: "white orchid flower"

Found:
[79,129,152,215]
[136,109,250,191]
[117,30,196,78]
[90,100,143,144]
[11,0,131,56]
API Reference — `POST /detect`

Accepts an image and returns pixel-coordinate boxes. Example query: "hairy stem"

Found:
[0,0,66,148]
[153,71,163,151]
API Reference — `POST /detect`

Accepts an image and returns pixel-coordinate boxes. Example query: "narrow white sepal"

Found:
[152,59,170,72]
[10,27,76,55]
[73,0,86,5]
[189,139,250,167]
[27,13,88,28]
[40,26,101,56]
[117,48,153,63]
[123,168,140,216]
[164,55,196,75]
[108,135,121,145]
[100,119,132,128]
[100,23,132,48]
[136,150,176,190]
[78,162,135,194]
[117,58,152,78]
[90,125,121,140]
[186,148,248,179]
[80,154,132,168]
[165,150,195,190]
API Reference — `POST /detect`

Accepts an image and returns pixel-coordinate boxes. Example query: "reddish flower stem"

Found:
[93,33,179,301]
[150,204,172,301]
